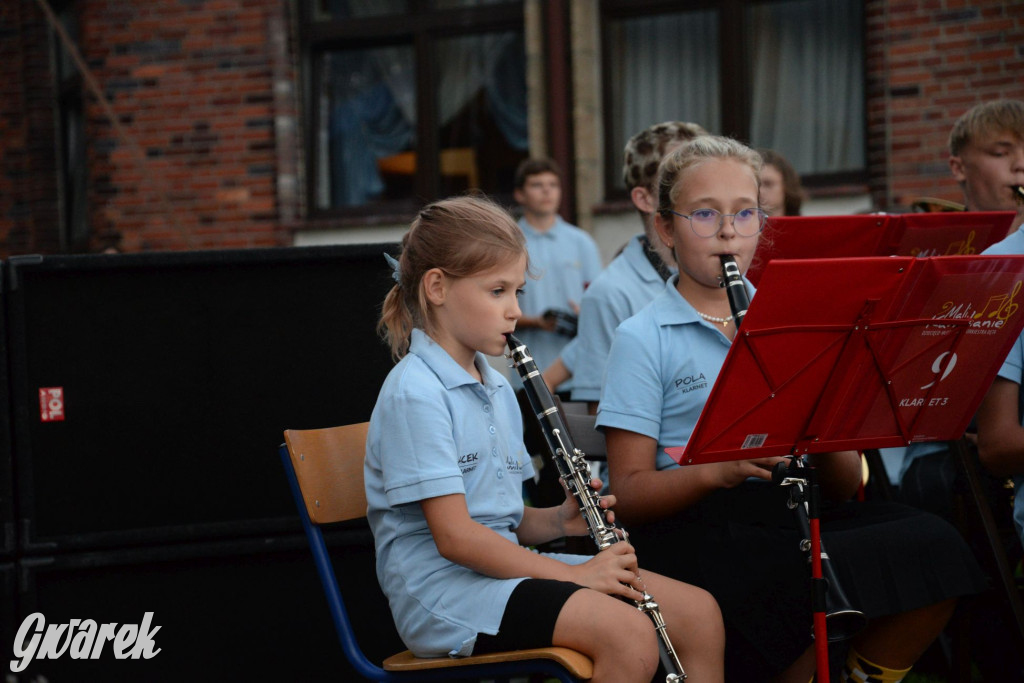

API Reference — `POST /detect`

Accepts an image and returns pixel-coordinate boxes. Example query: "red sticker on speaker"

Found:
[39,387,65,422]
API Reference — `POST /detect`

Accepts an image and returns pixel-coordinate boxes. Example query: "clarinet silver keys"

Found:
[506,333,686,682]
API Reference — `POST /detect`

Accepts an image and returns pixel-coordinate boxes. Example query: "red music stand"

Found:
[667,254,1024,680]
[882,211,1018,258]
[747,215,891,286]
[748,211,1018,286]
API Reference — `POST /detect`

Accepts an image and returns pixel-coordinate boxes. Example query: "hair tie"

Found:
[383,252,402,285]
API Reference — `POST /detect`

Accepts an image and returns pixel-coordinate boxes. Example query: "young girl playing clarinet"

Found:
[597,136,987,682]
[364,195,725,682]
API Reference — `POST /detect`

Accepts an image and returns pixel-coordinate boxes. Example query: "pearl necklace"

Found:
[696,311,734,328]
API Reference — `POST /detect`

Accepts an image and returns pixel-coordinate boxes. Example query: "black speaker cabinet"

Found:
[14,530,404,681]
[0,261,15,558]
[1,562,13,672]
[6,246,397,553]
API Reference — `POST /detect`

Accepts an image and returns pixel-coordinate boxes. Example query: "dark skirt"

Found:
[627,480,987,681]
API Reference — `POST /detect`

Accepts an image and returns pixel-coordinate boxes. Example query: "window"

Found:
[303,0,528,217]
[602,0,864,195]
[53,2,89,250]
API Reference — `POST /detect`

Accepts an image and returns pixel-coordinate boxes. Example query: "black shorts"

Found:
[473,579,585,655]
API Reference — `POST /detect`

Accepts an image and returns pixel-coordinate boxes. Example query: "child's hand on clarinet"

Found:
[569,542,646,599]
[558,478,615,536]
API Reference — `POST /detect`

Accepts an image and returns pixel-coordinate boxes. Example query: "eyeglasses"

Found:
[669,208,767,238]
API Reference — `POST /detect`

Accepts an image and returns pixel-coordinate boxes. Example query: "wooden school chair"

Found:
[279,422,594,682]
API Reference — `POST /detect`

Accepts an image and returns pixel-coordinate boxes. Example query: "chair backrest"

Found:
[559,400,591,416]
[280,422,393,680]
[562,411,606,461]
[284,422,369,525]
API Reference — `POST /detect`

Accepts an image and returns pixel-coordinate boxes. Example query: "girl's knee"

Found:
[693,585,723,624]
[667,585,724,657]
[668,583,723,630]
[621,608,661,668]
[570,602,659,682]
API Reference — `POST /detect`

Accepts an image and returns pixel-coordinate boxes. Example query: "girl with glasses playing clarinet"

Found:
[597,135,987,683]
[364,195,725,682]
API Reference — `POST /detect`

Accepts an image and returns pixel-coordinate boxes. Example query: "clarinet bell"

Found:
[823,575,868,642]
[826,609,868,642]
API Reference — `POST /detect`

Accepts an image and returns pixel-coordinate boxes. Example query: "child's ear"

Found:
[423,268,447,306]
[630,186,656,214]
[653,212,674,250]
[949,155,967,184]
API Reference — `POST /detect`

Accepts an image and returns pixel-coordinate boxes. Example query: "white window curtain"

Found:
[610,10,721,190]
[749,0,864,174]
[316,0,526,208]
[436,32,528,149]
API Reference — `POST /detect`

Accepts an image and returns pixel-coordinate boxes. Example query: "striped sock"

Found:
[840,648,912,683]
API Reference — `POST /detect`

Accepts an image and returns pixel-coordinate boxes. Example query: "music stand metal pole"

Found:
[776,459,830,681]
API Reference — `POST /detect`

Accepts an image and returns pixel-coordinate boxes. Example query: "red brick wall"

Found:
[0,0,297,257]
[0,0,62,255]
[79,0,297,252]
[866,0,1024,211]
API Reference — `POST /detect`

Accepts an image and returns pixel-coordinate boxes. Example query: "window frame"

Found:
[51,0,89,251]
[599,0,868,201]
[299,1,525,221]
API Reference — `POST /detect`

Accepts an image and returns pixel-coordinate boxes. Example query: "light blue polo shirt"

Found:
[984,226,1024,256]
[596,276,754,471]
[571,235,674,402]
[517,216,603,389]
[994,333,1024,545]
[365,328,587,658]
[560,335,581,375]
[985,227,1024,542]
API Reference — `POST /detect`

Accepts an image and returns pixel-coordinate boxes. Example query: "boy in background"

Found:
[513,158,602,394]
[948,98,1024,232]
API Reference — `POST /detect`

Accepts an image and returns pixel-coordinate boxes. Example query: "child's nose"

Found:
[718,214,738,237]
[1011,147,1024,172]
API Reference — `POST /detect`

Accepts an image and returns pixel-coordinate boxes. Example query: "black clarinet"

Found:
[719,254,749,328]
[718,256,867,641]
[506,334,686,682]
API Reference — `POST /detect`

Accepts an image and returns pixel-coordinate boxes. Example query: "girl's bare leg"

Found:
[641,571,726,682]
[553,589,660,683]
